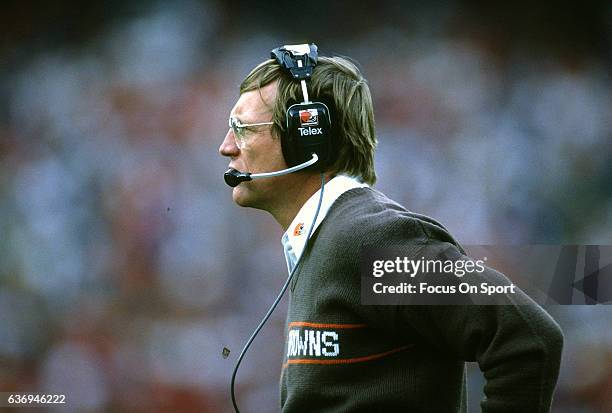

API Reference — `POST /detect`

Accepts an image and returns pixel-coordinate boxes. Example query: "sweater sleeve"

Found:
[390,238,564,413]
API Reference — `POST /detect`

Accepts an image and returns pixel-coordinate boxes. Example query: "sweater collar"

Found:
[281,175,368,274]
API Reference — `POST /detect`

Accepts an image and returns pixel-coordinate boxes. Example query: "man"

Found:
[219,44,563,412]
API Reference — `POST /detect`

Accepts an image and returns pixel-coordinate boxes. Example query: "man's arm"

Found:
[333,189,563,412]
[392,241,564,413]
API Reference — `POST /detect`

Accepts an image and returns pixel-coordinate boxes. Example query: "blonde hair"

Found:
[240,56,377,185]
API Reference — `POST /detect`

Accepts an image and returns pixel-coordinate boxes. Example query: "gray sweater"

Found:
[280,187,563,412]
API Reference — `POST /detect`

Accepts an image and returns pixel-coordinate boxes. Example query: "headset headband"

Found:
[269,42,332,169]
[271,43,319,103]
[270,44,318,80]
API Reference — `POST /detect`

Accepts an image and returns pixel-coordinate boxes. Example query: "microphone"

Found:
[223,153,319,187]
[224,169,251,187]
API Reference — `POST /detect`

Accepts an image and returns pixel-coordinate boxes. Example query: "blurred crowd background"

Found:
[1,1,611,412]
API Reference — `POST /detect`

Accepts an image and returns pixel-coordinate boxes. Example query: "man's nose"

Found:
[219,129,240,157]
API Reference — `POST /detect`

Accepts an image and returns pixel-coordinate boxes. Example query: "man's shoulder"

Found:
[320,187,460,248]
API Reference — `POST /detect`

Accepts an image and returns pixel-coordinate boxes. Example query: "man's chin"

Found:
[232,185,260,209]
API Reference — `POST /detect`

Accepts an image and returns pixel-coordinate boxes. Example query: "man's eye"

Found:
[236,126,255,137]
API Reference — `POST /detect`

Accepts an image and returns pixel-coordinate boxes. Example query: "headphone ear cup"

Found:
[284,102,332,169]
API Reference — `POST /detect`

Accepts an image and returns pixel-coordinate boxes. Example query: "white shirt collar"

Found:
[281,175,368,274]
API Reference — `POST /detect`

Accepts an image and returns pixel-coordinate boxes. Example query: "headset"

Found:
[224,43,333,187]
[226,43,330,413]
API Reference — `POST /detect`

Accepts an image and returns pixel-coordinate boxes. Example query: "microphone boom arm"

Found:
[224,153,319,187]
[251,153,318,178]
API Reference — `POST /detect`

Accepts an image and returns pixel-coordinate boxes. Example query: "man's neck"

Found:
[270,173,331,231]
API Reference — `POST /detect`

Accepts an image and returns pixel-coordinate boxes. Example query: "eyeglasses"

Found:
[228,116,274,149]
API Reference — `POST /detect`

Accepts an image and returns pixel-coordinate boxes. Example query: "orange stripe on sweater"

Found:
[282,345,413,369]
[288,321,368,329]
